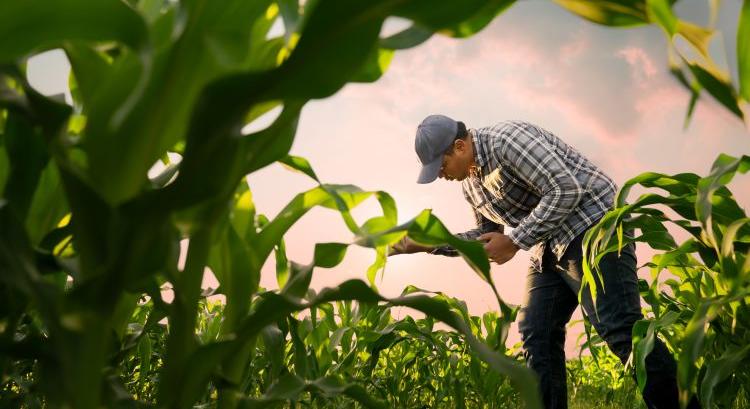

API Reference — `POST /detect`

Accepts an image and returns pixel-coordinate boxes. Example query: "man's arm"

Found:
[429,209,503,256]
[493,123,583,251]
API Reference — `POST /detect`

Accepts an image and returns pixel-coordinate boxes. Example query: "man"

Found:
[388,114,699,409]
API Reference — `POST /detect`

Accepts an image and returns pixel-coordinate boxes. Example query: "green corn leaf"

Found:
[0,0,148,64]
[207,216,258,332]
[380,24,433,50]
[242,101,306,176]
[308,376,388,408]
[0,201,49,302]
[700,344,750,408]
[365,245,388,288]
[632,312,679,391]
[670,64,701,128]
[272,0,384,99]
[393,0,508,31]
[176,278,541,408]
[646,0,677,35]
[244,100,284,129]
[687,64,743,119]
[282,262,314,299]
[137,334,152,391]
[719,218,750,280]
[0,127,8,195]
[261,324,286,382]
[279,154,320,182]
[441,0,516,38]
[739,0,750,101]
[385,293,540,408]
[84,0,274,204]
[288,317,310,378]
[696,154,750,250]
[173,340,237,408]
[25,164,69,247]
[278,0,301,42]
[327,326,348,353]
[111,292,142,340]
[255,185,364,269]
[275,238,291,289]
[263,373,307,400]
[231,184,257,242]
[314,242,348,268]
[64,44,114,111]
[616,172,699,206]
[270,0,504,98]
[676,21,714,57]
[56,161,112,282]
[677,301,718,407]
[137,0,166,24]
[553,0,649,27]
[2,113,49,223]
[367,332,407,373]
[239,373,388,408]
[350,48,395,83]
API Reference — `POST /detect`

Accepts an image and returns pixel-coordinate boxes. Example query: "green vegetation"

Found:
[584,154,750,409]
[0,0,748,408]
[5,286,644,408]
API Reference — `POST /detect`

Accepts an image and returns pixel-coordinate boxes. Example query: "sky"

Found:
[27,1,750,354]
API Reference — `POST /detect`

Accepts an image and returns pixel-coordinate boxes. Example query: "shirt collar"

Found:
[470,128,488,174]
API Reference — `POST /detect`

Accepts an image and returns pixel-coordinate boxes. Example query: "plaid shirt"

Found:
[430,120,617,269]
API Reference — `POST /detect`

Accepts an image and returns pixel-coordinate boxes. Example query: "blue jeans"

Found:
[518,229,700,409]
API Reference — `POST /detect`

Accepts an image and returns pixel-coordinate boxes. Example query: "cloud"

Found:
[617,46,658,86]
[559,28,590,64]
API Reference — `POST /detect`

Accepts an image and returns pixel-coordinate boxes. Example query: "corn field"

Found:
[1,0,749,408]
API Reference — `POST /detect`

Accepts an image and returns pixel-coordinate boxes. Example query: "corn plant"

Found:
[0,0,551,407]
[108,285,525,408]
[567,317,644,409]
[1,0,747,408]
[583,153,750,408]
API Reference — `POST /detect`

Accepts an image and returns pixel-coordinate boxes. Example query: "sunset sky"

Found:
[28,1,750,353]
[246,1,750,352]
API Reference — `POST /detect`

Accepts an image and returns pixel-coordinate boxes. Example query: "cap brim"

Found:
[417,156,443,184]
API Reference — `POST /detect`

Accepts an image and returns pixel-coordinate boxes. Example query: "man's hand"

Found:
[478,232,519,265]
[387,236,433,256]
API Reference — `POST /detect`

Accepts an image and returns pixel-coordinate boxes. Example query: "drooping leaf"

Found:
[687,64,743,120]
[0,0,148,64]
[632,312,679,391]
[441,0,516,38]
[553,0,648,27]
[380,24,433,50]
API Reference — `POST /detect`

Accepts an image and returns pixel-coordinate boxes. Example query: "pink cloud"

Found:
[497,76,636,141]
[428,31,644,142]
[616,47,658,86]
[559,29,590,64]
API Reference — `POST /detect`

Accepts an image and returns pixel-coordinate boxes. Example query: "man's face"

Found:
[438,138,472,182]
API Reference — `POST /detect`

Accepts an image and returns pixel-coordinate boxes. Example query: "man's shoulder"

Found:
[476,120,537,140]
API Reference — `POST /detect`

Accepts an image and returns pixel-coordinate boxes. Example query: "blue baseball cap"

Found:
[415,114,458,184]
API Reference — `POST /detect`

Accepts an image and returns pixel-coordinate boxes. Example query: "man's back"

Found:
[461,120,617,261]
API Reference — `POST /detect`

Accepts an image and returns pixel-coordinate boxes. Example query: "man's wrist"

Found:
[413,243,435,253]
[507,232,527,251]
[509,239,520,251]
[405,237,432,253]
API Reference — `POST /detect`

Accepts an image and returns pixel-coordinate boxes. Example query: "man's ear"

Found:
[455,138,466,151]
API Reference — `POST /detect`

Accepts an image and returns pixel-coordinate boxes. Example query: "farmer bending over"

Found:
[388,114,699,409]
